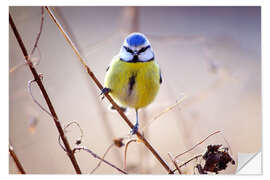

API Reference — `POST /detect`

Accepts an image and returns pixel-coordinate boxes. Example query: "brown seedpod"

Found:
[197,144,235,174]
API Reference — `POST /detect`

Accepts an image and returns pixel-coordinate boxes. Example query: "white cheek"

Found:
[139,48,154,61]
[119,49,133,61]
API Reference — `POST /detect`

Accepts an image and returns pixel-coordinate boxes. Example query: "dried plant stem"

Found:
[28,79,53,117]
[9,14,82,174]
[9,145,26,174]
[168,153,182,174]
[90,143,114,174]
[45,6,173,174]
[142,95,186,132]
[73,146,127,174]
[30,7,44,56]
[172,155,202,173]
[58,121,84,151]
[124,139,137,171]
[175,131,221,160]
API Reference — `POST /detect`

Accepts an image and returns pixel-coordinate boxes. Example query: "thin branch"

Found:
[45,6,173,174]
[28,79,52,117]
[30,7,44,56]
[175,131,221,160]
[153,95,186,120]
[10,47,42,74]
[90,143,114,174]
[9,13,82,174]
[220,132,233,155]
[172,154,202,173]
[73,146,127,174]
[124,139,137,171]
[10,7,43,74]
[168,153,182,174]
[142,95,186,132]
[9,62,27,73]
[58,121,84,152]
[64,121,84,145]
[9,145,26,174]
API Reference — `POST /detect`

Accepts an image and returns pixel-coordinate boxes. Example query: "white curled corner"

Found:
[236,151,262,174]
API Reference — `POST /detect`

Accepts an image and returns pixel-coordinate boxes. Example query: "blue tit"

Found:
[103,32,162,134]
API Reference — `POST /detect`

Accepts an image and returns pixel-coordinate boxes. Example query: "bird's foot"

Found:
[130,123,139,135]
[100,87,111,100]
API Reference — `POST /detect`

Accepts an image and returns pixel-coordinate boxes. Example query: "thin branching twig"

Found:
[28,79,53,117]
[142,95,186,132]
[168,153,182,174]
[30,7,44,56]
[9,13,82,174]
[175,131,221,160]
[10,7,44,74]
[45,6,173,174]
[73,146,127,174]
[172,154,202,173]
[9,145,26,174]
[58,121,84,152]
[90,143,114,174]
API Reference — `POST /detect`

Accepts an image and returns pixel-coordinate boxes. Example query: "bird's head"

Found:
[119,32,154,62]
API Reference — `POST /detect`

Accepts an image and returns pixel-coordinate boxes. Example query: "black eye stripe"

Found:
[124,45,151,55]
[123,46,133,53]
[138,45,150,54]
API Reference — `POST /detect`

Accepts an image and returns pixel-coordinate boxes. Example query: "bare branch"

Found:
[9,13,82,174]
[9,145,26,174]
[73,146,127,174]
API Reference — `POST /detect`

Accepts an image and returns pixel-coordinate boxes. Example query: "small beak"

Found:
[133,51,138,56]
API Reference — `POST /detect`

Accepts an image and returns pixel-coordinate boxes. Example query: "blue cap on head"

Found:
[126,33,146,47]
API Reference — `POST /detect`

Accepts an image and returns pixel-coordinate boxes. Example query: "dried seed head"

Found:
[201,144,235,174]
[113,138,124,148]
[75,139,82,145]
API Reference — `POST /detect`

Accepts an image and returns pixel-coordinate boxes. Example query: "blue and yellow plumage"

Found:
[103,32,162,134]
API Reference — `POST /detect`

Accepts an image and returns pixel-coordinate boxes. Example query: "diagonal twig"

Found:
[45,6,173,174]
[90,143,114,174]
[73,146,127,174]
[175,131,221,160]
[9,145,26,174]
[172,154,202,173]
[30,7,44,57]
[9,13,82,174]
[168,153,182,174]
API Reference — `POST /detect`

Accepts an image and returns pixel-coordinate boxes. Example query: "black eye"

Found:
[124,46,133,54]
[138,45,150,54]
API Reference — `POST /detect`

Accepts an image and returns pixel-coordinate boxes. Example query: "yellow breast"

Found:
[104,56,161,109]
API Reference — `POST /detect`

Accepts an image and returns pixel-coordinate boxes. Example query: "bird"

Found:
[102,32,162,135]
